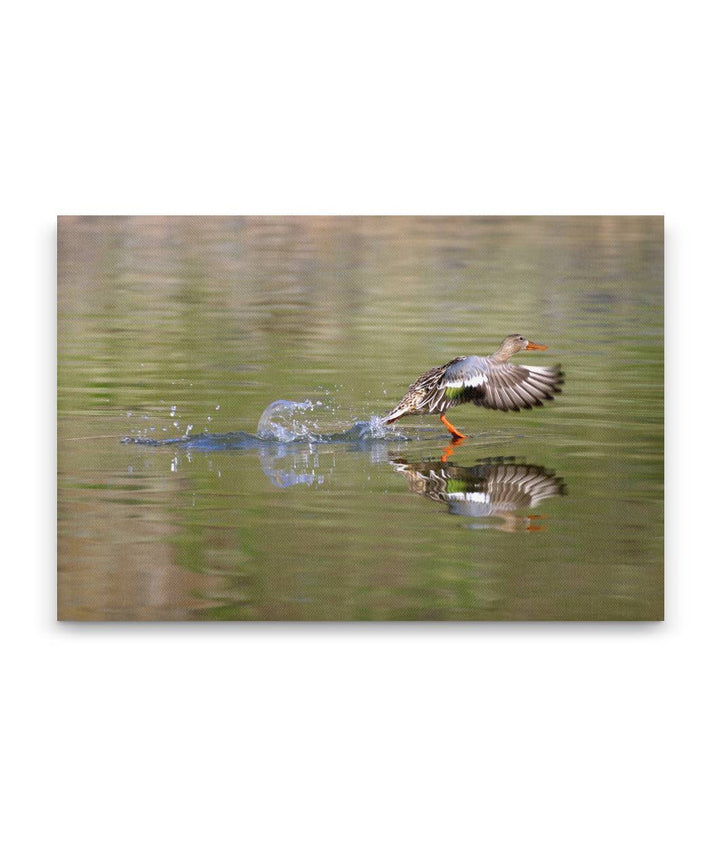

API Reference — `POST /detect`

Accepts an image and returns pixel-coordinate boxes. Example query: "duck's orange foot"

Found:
[440,438,465,463]
[440,414,467,440]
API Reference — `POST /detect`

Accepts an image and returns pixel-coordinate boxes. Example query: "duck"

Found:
[382,334,564,439]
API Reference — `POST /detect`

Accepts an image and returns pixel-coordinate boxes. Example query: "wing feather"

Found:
[473,362,564,411]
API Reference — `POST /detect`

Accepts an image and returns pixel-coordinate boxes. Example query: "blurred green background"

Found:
[58,216,663,620]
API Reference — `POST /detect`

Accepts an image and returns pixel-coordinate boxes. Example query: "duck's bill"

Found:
[525,341,548,351]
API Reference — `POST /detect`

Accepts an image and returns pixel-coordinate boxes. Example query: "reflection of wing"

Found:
[390,457,566,524]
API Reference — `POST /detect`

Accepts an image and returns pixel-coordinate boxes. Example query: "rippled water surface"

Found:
[58,216,663,620]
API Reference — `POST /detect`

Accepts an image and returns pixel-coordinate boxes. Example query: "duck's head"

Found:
[494,334,548,360]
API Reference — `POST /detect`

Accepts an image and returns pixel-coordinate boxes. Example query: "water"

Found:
[58,216,663,620]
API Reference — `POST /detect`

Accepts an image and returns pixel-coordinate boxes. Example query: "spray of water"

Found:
[256,399,323,442]
[255,399,404,443]
[123,399,408,448]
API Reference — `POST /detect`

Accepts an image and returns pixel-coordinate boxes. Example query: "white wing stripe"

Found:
[445,374,486,388]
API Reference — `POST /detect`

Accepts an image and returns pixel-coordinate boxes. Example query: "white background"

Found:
[3,1,718,854]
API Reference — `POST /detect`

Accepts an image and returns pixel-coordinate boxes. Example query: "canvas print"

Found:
[57,216,663,620]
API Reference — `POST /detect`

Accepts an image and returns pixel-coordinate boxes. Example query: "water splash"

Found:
[122,400,409,449]
[256,399,323,442]
[256,400,409,443]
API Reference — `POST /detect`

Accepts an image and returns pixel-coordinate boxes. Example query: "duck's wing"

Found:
[441,356,564,412]
[479,361,564,411]
[384,356,476,418]
[417,355,486,411]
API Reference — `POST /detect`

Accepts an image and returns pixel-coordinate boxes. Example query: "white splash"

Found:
[256,399,323,442]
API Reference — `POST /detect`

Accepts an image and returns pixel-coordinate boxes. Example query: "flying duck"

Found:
[382,334,564,438]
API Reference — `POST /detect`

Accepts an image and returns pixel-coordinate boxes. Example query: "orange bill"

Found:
[525,340,548,350]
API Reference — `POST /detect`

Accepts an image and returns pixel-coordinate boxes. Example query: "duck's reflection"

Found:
[390,456,566,531]
[135,427,566,532]
[256,445,566,531]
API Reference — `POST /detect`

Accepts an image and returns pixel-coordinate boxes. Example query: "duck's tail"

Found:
[381,403,410,425]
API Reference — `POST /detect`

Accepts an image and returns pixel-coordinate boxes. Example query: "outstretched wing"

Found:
[477,361,564,411]
[441,356,564,412]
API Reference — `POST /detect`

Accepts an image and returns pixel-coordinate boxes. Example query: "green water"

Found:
[57,216,663,620]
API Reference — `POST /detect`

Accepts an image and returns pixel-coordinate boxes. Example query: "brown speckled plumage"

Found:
[383,334,564,437]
